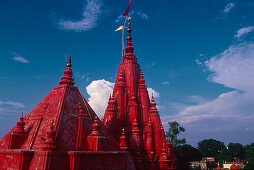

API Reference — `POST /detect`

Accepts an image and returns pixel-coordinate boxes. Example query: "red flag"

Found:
[122,0,131,16]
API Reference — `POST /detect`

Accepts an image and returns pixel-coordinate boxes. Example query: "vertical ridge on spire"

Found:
[59,54,75,85]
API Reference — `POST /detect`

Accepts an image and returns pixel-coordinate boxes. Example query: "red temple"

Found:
[102,19,176,170]
[0,19,176,170]
[0,56,135,169]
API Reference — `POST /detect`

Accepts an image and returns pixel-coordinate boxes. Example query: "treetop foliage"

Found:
[166,121,186,147]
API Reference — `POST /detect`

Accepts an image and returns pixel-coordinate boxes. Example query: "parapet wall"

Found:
[0,150,135,170]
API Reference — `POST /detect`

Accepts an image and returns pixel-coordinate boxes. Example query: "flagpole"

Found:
[122,23,124,57]
[122,17,128,57]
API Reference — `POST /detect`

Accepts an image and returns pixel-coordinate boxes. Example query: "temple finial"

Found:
[127,17,132,41]
[124,16,136,61]
[66,54,72,68]
[59,54,75,85]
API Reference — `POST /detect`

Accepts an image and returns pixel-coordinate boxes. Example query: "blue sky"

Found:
[1,0,254,146]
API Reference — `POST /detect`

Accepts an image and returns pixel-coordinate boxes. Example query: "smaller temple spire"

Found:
[150,94,158,112]
[139,71,146,88]
[90,116,101,136]
[87,116,107,151]
[59,54,75,85]
[43,119,57,151]
[120,128,128,151]
[13,112,26,134]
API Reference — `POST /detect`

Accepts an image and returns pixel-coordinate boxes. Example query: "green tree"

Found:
[198,139,226,160]
[175,144,202,169]
[244,158,254,170]
[243,143,254,170]
[228,143,244,161]
[218,143,244,162]
[166,121,186,147]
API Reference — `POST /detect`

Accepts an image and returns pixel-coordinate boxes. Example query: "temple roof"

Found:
[0,56,118,151]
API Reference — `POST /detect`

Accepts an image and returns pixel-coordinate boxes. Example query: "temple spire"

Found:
[150,94,157,111]
[13,112,26,134]
[139,71,145,87]
[59,54,75,85]
[43,120,57,151]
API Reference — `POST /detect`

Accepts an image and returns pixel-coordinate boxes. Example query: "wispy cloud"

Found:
[224,2,235,14]
[0,101,25,108]
[11,52,29,64]
[186,95,208,104]
[115,10,149,23]
[162,81,169,85]
[136,11,149,20]
[86,79,159,118]
[235,26,254,39]
[57,0,103,32]
[75,72,90,82]
[0,101,26,120]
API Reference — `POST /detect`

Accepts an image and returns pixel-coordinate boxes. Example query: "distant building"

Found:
[223,162,244,169]
[190,157,217,170]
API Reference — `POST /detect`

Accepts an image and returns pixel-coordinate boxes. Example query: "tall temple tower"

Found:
[103,19,176,169]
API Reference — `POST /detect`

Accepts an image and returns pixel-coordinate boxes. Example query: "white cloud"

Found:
[147,88,160,99]
[207,42,254,91]
[86,79,159,118]
[11,52,29,64]
[167,42,254,126]
[86,79,114,118]
[224,3,235,14]
[57,0,102,32]
[235,26,254,39]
